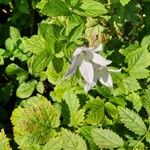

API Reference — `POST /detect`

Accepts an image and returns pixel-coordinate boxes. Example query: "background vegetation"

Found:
[0,0,150,149]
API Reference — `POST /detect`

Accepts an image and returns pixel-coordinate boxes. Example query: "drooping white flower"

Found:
[65,44,113,91]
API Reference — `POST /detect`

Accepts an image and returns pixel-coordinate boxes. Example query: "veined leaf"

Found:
[85,97,104,125]
[62,129,87,150]
[92,128,124,149]
[105,102,118,119]
[5,63,28,83]
[63,89,85,127]
[43,136,62,150]
[115,76,141,95]
[119,107,147,135]
[30,50,52,75]
[0,129,12,150]
[11,95,60,149]
[77,0,107,17]
[22,35,46,54]
[16,80,37,98]
[142,88,150,116]
[125,45,150,79]
[10,26,21,43]
[126,92,142,112]
[37,0,70,16]
[79,126,97,150]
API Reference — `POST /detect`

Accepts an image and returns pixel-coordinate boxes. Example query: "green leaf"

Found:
[115,77,141,95]
[5,63,28,82]
[77,0,107,17]
[46,59,68,85]
[105,102,118,119]
[119,107,147,135]
[5,38,14,51]
[146,132,150,144]
[84,97,104,125]
[69,24,84,42]
[37,0,70,16]
[43,136,62,150]
[125,45,150,79]
[79,126,97,150]
[120,0,130,6]
[126,92,142,112]
[0,129,12,150]
[63,89,85,127]
[16,80,37,98]
[30,50,52,75]
[11,95,60,149]
[142,88,150,116]
[10,26,21,43]
[22,35,46,54]
[36,81,44,94]
[62,129,87,150]
[92,128,124,149]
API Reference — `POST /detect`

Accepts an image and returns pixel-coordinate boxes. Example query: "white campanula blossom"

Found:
[65,44,113,92]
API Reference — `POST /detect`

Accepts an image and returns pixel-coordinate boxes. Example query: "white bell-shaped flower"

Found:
[65,44,113,91]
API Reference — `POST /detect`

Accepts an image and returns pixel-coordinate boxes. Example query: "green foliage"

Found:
[119,107,147,136]
[11,95,60,149]
[0,129,12,150]
[1,0,150,149]
[92,128,124,149]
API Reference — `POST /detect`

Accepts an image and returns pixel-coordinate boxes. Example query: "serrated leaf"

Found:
[125,45,150,79]
[22,35,46,54]
[85,98,104,125]
[46,59,68,85]
[16,80,37,98]
[37,0,70,16]
[142,88,150,116]
[105,102,118,119]
[70,24,84,42]
[30,50,52,75]
[5,63,28,82]
[115,77,141,95]
[0,129,12,150]
[63,89,85,127]
[92,128,124,149]
[79,126,97,150]
[78,0,107,17]
[10,26,21,43]
[11,95,60,149]
[62,129,87,150]
[43,136,62,150]
[119,107,147,135]
[126,92,142,112]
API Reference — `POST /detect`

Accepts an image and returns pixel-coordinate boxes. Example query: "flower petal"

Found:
[73,47,84,56]
[86,50,112,66]
[93,44,103,52]
[84,81,96,92]
[64,56,80,78]
[98,68,113,87]
[79,59,94,84]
